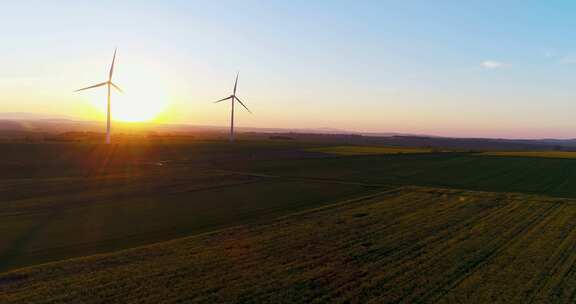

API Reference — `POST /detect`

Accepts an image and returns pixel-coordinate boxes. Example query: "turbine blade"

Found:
[233,71,239,94]
[109,48,117,81]
[74,82,108,92]
[235,96,252,113]
[214,96,233,103]
[110,82,124,93]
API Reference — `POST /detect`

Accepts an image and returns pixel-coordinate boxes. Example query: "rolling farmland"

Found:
[5,142,576,275]
[3,187,576,303]
[0,166,378,273]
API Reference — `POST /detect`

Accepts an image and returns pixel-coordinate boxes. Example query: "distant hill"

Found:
[0,112,77,120]
[0,114,411,136]
[1,113,576,151]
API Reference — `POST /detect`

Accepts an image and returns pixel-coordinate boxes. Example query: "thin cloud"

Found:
[480,60,510,70]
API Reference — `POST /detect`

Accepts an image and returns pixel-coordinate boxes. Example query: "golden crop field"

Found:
[308,145,438,155]
[2,186,576,303]
[480,151,576,159]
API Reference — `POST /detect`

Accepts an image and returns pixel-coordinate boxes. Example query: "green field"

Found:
[3,187,576,303]
[3,141,576,303]
[480,151,576,159]
[4,142,576,276]
[0,166,379,272]
[245,152,576,198]
[308,145,439,155]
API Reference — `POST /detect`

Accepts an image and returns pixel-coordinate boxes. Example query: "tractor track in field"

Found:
[5,187,576,303]
[311,195,516,303]
[334,193,528,303]
[423,201,562,303]
[522,205,576,303]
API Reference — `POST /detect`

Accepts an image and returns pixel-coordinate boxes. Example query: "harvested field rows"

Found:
[2,187,576,303]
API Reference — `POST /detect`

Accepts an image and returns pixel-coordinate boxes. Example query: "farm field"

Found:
[5,142,576,273]
[307,145,440,155]
[243,151,576,199]
[2,186,576,303]
[480,151,576,159]
[0,167,378,273]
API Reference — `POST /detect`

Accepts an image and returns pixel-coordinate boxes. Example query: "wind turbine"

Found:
[75,48,123,144]
[214,72,252,142]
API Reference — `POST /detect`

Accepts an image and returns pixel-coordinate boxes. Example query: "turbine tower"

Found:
[214,72,252,142]
[75,48,123,144]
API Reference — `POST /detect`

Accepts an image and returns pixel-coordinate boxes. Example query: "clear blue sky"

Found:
[2,1,576,138]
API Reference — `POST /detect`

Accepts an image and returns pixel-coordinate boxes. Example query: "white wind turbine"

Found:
[75,48,123,144]
[214,72,252,142]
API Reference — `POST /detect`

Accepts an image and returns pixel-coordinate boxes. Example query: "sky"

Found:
[2,1,576,139]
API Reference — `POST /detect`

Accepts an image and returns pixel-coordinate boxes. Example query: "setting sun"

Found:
[86,72,169,123]
[112,86,168,122]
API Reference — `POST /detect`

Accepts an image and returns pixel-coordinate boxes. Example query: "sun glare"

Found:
[113,86,168,122]
[87,72,169,123]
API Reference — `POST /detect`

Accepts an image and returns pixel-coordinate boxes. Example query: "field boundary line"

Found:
[209,169,388,187]
[0,187,399,276]
[212,169,576,203]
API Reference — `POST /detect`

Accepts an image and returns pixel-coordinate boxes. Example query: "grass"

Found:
[308,145,440,155]
[480,151,576,159]
[2,187,576,303]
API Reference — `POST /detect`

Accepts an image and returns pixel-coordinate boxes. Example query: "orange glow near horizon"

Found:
[86,71,170,123]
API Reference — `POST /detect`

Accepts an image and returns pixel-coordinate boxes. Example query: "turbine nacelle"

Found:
[213,72,252,142]
[75,48,123,93]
